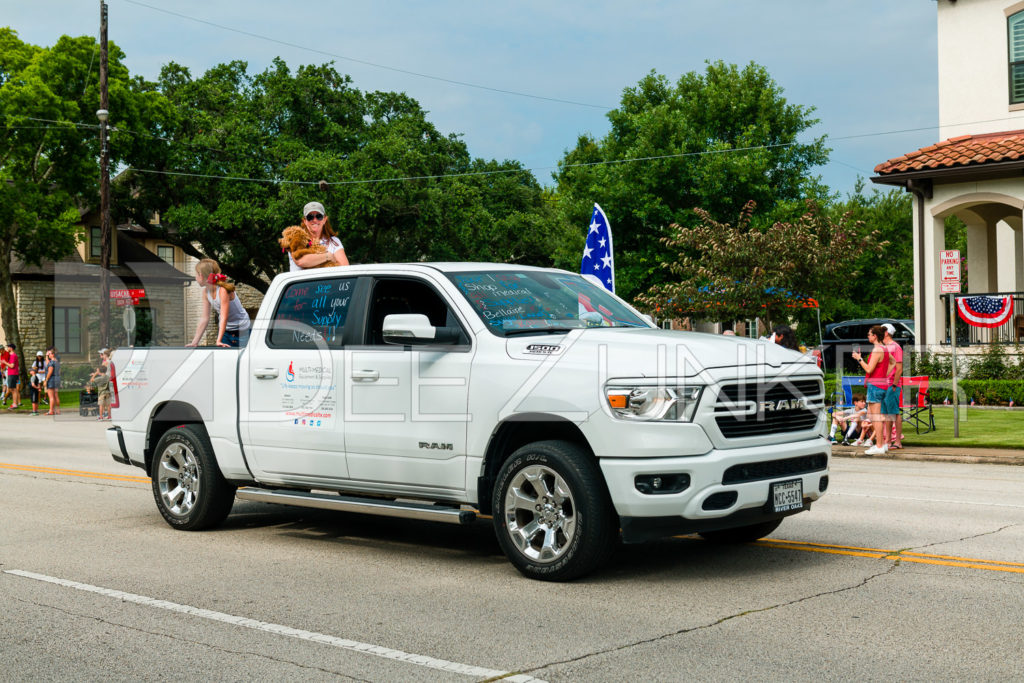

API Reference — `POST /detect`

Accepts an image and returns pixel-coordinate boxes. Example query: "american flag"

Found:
[956,295,1015,328]
[580,203,614,293]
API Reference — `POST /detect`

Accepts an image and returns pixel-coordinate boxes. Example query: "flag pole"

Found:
[596,202,614,293]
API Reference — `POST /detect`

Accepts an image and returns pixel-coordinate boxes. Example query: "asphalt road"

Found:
[2,413,1023,681]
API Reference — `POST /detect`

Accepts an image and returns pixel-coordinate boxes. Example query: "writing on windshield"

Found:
[450,271,646,336]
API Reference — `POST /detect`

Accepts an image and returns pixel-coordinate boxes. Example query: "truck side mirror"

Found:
[382,313,460,345]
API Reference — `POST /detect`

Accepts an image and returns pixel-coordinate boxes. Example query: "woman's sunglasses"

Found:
[305,212,324,221]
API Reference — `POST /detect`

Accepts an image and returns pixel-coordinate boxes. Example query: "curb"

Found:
[831,445,1024,466]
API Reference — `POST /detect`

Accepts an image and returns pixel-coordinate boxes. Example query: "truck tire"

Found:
[493,440,616,581]
[698,518,782,544]
[151,424,235,531]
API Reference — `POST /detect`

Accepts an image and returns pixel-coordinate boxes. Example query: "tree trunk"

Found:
[0,249,28,387]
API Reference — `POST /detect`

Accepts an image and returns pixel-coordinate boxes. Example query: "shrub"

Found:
[907,349,952,378]
[60,363,95,390]
[967,343,1010,380]
[926,379,1024,406]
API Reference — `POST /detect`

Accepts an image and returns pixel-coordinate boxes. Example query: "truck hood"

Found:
[505,327,817,378]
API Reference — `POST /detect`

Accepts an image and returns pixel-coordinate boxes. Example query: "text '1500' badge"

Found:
[524,344,563,355]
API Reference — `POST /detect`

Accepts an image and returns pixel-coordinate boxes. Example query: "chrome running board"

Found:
[235,487,477,525]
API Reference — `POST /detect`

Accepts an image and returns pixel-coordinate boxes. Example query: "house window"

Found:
[52,306,82,355]
[90,226,102,258]
[157,245,174,266]
[1010,11,1024,103]
[131,307,158,346]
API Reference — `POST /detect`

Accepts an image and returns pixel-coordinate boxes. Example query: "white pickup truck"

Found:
[108,263,829,580]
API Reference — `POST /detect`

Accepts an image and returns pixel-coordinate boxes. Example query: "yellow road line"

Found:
[901,550,1024,568]
[757,538,893,554]
[756,538,1024,575]
[897,556,1024,574]
[756,542,889,559]
[3,463,1021,574]
[0,462,149,484]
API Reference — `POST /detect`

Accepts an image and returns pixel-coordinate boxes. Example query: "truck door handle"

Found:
[351,369,379,382]
[254,368,279,379]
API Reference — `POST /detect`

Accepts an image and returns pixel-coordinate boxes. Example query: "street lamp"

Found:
[97,111,111,347]
[97,0,111,348]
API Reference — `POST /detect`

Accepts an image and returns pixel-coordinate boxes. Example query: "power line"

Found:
[126,141,803,187]
[9,111,1024,188]
[120,0,614,110]
[12,116,237,158]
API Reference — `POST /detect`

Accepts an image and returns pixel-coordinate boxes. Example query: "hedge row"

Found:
[826,378,1024,406]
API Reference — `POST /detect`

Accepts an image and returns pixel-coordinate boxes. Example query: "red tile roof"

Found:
[874,129,1024,175]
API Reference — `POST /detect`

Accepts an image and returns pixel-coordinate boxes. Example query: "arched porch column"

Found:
[965,218,995,293]
[995,219,1021,291]
[917,210,946,347]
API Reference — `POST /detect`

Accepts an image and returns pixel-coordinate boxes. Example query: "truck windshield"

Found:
[448,270,649,337]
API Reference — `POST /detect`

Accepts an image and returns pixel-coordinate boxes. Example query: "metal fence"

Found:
[940,292,1024,346]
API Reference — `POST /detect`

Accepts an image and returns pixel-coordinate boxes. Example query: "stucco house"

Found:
[873,0,1024,348]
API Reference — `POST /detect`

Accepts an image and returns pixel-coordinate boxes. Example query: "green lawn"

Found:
[900,406,1024,449]
[8,390,1021,449]
[3,389,83,412]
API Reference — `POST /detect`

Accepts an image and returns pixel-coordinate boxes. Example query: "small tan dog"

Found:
[279,225,332,267]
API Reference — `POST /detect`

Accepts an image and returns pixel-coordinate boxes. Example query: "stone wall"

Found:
[14,281,49,357]
[7,278,188,362]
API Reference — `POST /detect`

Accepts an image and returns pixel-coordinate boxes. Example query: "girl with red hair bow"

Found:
[186,259,252,347]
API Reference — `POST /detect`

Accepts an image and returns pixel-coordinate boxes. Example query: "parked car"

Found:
[820,318,914,373]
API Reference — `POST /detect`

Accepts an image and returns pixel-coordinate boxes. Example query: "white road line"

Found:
[831,492,1024,510]
[5,569,543,682]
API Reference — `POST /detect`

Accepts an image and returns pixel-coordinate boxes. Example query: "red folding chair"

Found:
[899,376,935,434]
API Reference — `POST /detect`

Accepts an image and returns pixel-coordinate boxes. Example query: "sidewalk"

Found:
[4,405,1023,466]
[831,443,1024,466]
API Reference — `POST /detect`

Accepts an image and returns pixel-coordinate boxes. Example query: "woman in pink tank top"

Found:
[851,325,889,451]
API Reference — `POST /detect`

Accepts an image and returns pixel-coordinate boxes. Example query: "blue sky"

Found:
[3,0,939,196]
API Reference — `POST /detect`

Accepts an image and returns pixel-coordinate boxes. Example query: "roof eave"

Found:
[871,159,1024,186]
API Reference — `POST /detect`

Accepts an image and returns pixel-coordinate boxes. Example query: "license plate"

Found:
[771,479,803,513]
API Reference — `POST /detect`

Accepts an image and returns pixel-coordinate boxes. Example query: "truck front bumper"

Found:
[599,437,830,542]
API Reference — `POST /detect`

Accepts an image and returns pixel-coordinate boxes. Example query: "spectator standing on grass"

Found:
[88,363,111,420]
[0,344,9,406]
[852,325,890,455]
[4,342,21,410]
[882,323,904,449]
[29,350,46,415]
[43,347,61,416]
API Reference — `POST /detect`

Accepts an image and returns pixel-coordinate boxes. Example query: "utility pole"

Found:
[98,0,111,348]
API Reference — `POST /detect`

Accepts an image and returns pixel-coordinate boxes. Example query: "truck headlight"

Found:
[606,385,703,422]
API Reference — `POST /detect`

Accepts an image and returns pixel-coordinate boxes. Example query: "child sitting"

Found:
[830,395,867,445]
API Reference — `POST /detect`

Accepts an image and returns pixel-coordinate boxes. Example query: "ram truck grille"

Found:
[714,378,823,438]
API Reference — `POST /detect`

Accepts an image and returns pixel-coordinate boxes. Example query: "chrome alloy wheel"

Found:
[503,464,577,563]
[157,442,201,518]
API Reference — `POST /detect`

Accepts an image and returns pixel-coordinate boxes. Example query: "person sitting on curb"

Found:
[830,394,868,445]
